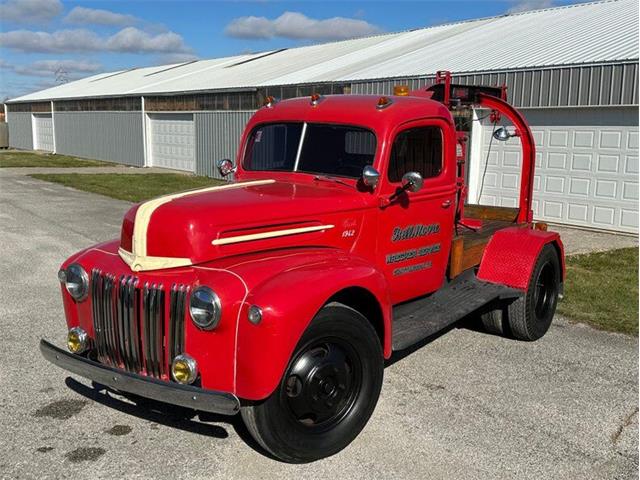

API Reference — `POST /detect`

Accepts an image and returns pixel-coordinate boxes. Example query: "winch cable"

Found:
[477,119,498,203]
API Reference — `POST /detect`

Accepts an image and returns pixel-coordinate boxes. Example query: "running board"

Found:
[392,272,522,351]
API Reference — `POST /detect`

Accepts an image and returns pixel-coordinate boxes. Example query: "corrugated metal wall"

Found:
[54,112,144,166]
[7,112,33,150]
[195,111,255,178]
[350,63,639,108]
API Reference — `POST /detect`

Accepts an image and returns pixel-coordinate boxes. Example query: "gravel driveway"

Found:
[1,170,637,480]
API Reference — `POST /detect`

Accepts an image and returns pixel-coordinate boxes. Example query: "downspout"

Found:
[51,100,57,154]
[141,96,148,167]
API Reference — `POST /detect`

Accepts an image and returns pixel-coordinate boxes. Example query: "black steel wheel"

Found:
[507,244,561,341]
[282,338,363,431]
[241,303,383,463]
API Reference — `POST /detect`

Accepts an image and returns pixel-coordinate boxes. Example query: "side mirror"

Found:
[361,165,380,189]
[217,158,236,177]
[401,171,424,193]
[493,127,513,142]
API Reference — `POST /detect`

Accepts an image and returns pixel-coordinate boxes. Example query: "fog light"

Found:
[171,354,198,385]
[67,327,88,354]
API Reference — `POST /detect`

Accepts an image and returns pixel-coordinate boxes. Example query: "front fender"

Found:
[233,253,391,401]
[477,226,565,290]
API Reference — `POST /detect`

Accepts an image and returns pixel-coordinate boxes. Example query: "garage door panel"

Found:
[571,153,593,171]
[472,108,638,233]
[148,113,195,172]
[624,155,638,174]
[573,130,595,148]
[621,209,639,230]
[622,182,639,201]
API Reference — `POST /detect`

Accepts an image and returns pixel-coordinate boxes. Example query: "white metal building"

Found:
[5,0,639,233]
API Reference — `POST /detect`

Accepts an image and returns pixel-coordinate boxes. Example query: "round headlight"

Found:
[189,286,221,330]
[171,354,198,384]
[62,264,89,301]
[67,327,88,354]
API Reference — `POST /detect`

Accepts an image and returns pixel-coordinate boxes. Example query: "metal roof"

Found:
[9,0,639,103]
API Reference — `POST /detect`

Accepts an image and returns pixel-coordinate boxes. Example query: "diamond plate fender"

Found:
[477,227,565,290]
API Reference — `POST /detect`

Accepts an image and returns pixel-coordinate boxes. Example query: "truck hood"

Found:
[119,179,368,271]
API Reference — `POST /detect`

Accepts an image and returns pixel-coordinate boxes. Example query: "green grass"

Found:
[30,173,225,202]
[558,247,638,335]
[0,151,114,168]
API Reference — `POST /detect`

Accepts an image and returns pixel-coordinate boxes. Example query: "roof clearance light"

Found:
[376,96,393,110]
[393,85,410,96]
[263,96,276,108]
[310,93,322,106]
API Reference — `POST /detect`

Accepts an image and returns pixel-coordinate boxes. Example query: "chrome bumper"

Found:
[39,339,240,416]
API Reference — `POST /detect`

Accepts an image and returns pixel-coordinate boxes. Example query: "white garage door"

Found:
[33,113,54,152]
[469,107,639,233]
[148,113,195,172]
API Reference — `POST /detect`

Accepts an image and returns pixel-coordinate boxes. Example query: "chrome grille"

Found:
[90,269,187,379]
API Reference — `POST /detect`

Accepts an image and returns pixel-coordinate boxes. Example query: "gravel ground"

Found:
[552,224,637,256]
[1,171,637,480]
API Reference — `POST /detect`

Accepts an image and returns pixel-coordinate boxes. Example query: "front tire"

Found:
[241,303,384,463]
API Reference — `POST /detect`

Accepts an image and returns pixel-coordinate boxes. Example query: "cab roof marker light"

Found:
[393,85,410,96]
[263,96,277,108]
[310,93,322,106]
[376,96,393,110]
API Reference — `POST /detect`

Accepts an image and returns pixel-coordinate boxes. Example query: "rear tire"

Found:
[507,244,561,340]
[480,309,506,336]
[241,303,384,463]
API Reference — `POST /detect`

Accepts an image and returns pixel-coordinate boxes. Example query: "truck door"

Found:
[378,119,457,304]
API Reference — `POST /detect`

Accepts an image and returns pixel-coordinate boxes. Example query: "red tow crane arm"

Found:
[475,93,536,224]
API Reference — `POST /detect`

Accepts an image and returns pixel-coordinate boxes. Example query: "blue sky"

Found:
[0,0,586,100]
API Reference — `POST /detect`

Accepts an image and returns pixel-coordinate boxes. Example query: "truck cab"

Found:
[41,72,564,463]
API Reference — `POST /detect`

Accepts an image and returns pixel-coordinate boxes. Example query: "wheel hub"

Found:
[283,340,360,428]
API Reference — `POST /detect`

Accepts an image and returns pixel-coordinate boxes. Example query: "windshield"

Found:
[243,122,377,178]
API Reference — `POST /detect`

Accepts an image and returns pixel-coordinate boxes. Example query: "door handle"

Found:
[441,200,452,208]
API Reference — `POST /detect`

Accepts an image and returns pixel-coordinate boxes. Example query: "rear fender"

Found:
[477,226,565,290]
[234,257,391,401]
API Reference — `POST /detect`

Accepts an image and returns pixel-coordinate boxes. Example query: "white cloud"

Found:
[225,16,273,39]
[106,27,189,53]
[507,0,555,14]
[64,6,137,27]
[0,27,191,54]
[0,29,102,53]
[0,0,62,24]
[225,11,381,41]
[0,59,102,78]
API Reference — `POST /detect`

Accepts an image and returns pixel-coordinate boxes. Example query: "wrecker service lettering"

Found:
[42,70,564,464]
[385,243,441,264]
[393,261,433,276]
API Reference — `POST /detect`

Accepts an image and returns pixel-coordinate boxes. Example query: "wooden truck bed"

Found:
[449,205,520,278]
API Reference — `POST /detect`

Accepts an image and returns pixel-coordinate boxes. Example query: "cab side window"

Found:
[388,126,443,183]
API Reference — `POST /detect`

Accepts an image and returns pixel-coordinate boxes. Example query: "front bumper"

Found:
[40,340,240,416]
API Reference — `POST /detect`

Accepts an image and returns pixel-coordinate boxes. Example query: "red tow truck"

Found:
[41,71,564,463]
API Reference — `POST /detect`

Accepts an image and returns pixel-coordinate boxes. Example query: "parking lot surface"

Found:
[1,171,637,480]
